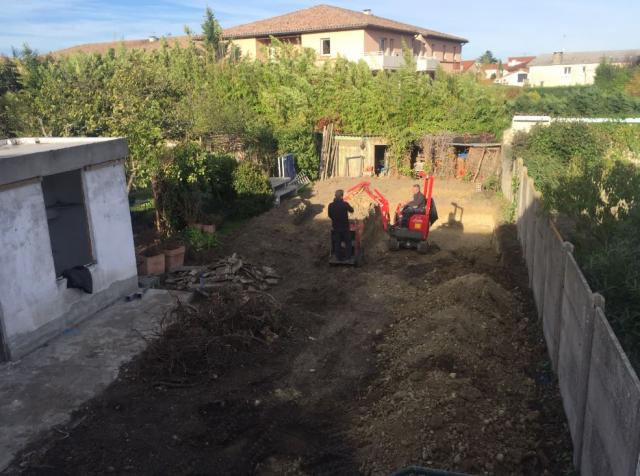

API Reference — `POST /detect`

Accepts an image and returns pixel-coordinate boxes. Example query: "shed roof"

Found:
[530,49,640,67]
[0,138,127,187]
[222,5,468,42]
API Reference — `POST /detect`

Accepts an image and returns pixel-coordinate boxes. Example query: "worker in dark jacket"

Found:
[400,184,438,227]
[328,189,354,261]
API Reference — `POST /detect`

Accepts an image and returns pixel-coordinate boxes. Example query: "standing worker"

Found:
[328,189,354,261]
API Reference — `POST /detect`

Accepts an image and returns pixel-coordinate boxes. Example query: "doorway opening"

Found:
[41,170,94,277]
[374,145,388,175]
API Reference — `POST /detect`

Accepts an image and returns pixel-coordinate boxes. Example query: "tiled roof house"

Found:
[224,5,468,72]
[52,5,468,73]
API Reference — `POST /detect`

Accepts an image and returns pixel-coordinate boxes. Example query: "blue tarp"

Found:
[281,154,296,178]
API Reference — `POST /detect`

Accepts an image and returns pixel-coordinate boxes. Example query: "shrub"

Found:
[231,161,274,218]
[183,226,219,252]
[153,142,236,233]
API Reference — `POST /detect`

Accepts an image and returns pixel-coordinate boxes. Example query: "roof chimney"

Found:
[552,51,563,65]
[363,9,372,15]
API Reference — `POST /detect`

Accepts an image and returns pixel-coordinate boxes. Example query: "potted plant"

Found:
[138,246,166,275]
[195,213,222,234]
[162,239,186,271]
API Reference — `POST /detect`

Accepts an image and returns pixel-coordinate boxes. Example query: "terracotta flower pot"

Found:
[139,253,165,275]
[197,223,216,234]
[164,245,186,271]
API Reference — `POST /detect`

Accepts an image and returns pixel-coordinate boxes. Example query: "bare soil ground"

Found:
[5,177,573,476]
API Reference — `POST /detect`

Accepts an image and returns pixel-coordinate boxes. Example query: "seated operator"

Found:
[400,183,438,227]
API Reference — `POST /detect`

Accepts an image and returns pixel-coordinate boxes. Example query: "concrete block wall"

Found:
[502,156,640,475]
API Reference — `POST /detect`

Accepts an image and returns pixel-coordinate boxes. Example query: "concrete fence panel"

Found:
[531,201,547,317]
[581,307,640,476]
[524,184,542,286]
[500,146,513,202]
[557,252,599,468]
[542,222,573,372]
[516,163,527,241]
[518,170,529,252]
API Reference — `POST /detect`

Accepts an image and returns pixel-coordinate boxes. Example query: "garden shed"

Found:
[0,137,138,361]
[333,135,389,177]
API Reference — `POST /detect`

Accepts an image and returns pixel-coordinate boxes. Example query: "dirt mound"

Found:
[135,287,285,385]
[431,273,520,317]
[348,189,378,220]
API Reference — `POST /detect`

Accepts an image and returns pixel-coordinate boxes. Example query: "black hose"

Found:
[388,466,470,476]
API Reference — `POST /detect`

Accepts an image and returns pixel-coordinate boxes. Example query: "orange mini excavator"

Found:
[343,174,436,254]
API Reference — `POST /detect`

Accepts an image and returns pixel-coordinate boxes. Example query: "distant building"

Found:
[528,49,640,87]
[495,56,535,87]
[460,60,502,80]
[223,5,468,73]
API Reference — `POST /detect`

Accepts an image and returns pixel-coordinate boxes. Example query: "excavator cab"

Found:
[388,175,436,253]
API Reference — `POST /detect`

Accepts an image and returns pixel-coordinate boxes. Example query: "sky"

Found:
[1,0,639,59]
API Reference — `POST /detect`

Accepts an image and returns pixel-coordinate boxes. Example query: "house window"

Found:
[517,73,527,83]
[389,39,395,54]
[321,38,331,56]
[379,38,386,53]
[564,66,572,74]
[41,170,94,277]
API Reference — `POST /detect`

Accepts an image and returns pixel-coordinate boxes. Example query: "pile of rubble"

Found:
[163,253,281,292]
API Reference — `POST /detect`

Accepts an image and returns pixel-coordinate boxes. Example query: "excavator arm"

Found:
[344,181,391,231]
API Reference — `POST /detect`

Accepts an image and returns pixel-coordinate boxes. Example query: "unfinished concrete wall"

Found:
[83,162,137,291]
[502,155,640,475]
[0,162,137,360]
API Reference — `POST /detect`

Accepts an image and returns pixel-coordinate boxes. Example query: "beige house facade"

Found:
[224,5,467,73]
[528,49,640,87]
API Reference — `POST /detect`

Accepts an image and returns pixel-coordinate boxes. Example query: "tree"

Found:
[478,50,498,64]
[595,61,632,92]
[201,7,226,60]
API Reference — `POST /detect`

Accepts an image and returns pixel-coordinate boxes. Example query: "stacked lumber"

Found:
[320,123,339,180]
[163,253,281,292]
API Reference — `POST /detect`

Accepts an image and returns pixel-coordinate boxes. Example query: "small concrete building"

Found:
[0,138,138,361]
[334,135,389,177]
